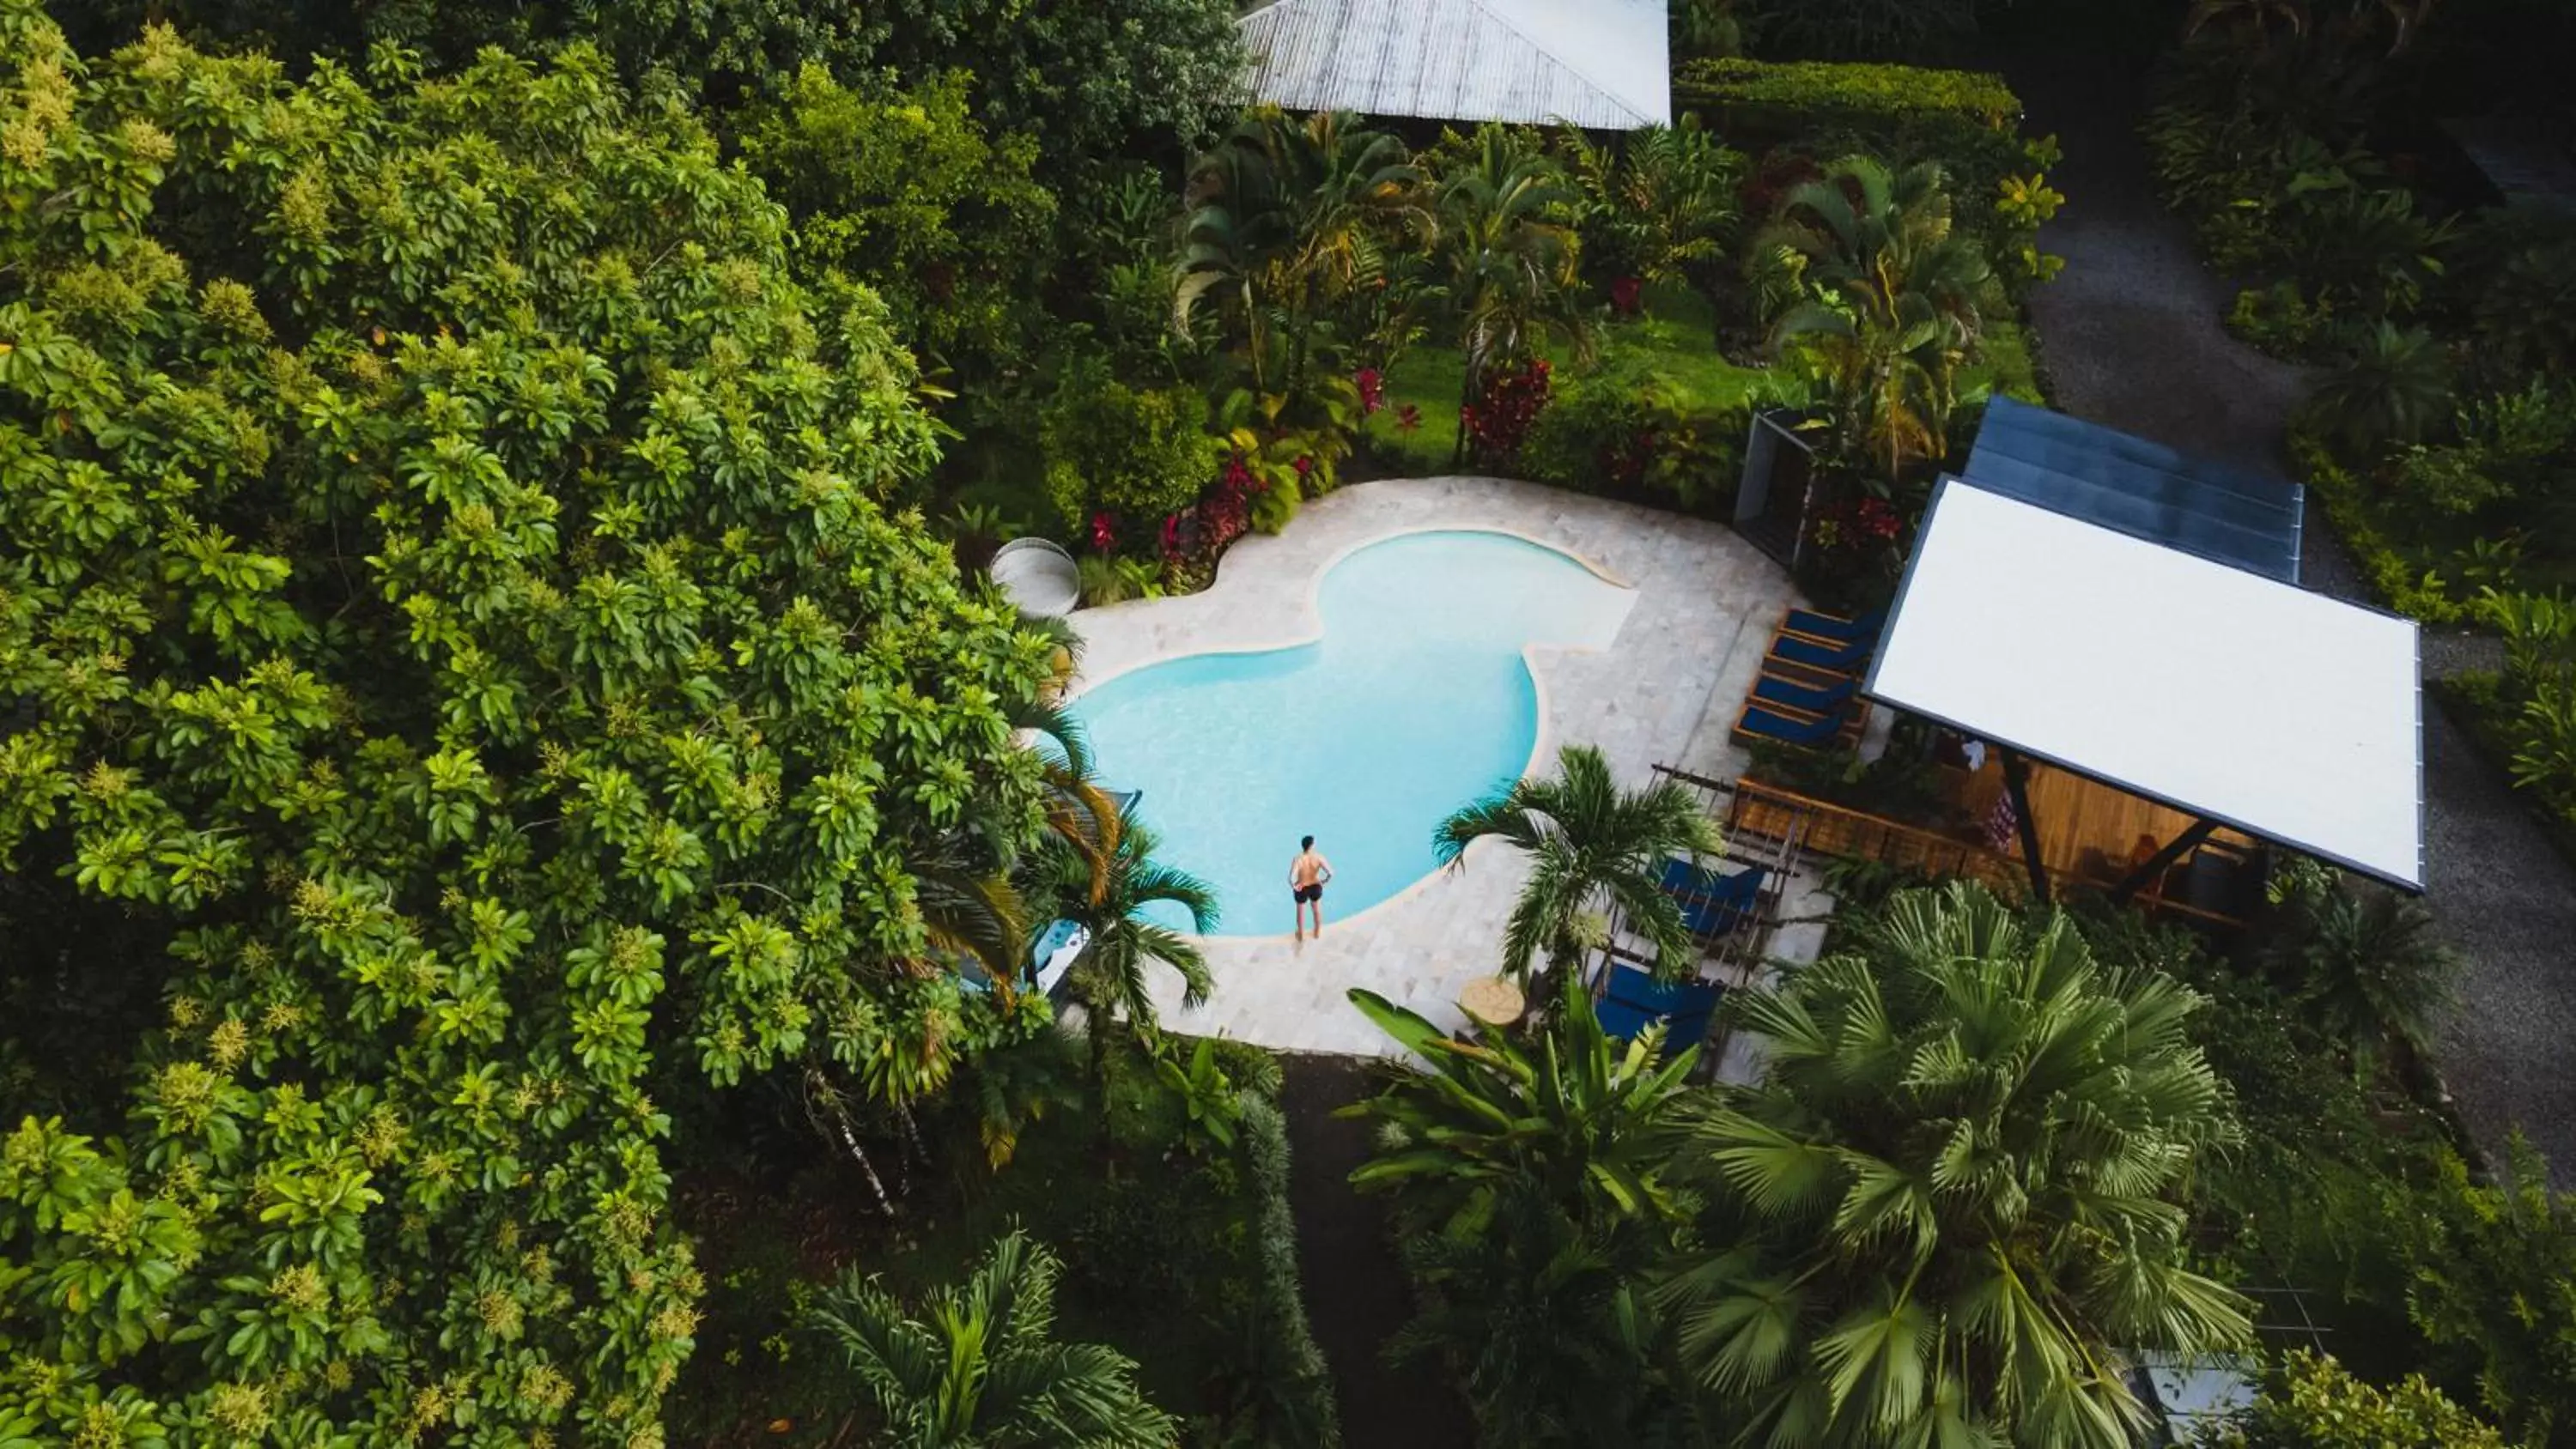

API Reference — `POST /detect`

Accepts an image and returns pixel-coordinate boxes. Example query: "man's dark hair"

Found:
[1301,835,1314,851]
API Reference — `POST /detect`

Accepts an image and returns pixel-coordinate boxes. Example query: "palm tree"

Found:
[1431,123,1595,463]
[2266,881,2458,1076]
[1759,156,1992,483]
[805,1228,1176,1448]
[1558,116,1743,326]
[1351,971,1707,1446]
[1662,882,2252,1448]
[1434,743,1721,1002]
[1176,107,1431,397]
[1058,809,1218,1117]
[1344,969,1699,1235]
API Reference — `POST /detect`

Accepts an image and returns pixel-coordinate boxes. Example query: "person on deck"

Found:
[1290,835,1333,943]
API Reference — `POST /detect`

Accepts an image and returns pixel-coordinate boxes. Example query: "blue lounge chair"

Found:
[1771,632,1872,673]
[1736,702,1850,748]
[1593,965,1721,1056]
[1657,858,1766,937]
[1604,961,1722,1017]
[1753,672,1856,716]
[1783,607,1886,645]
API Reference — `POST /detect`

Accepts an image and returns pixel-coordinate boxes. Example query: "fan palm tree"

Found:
[1434,743,1721,1002]
[1343,968,1699,1236]
[1432,123,1595,462]
[2267,881,2458,1076]
[1760,156,1993,483]
[805,1228,1176,1448]
[1057,809,1218,1117]
[1662,882,2252,1449]
[1176,107,1431,397]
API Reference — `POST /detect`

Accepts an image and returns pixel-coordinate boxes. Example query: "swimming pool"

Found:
[1069,530,1637,937]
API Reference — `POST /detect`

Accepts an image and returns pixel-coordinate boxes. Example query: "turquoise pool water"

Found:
[1070,530,1636,937]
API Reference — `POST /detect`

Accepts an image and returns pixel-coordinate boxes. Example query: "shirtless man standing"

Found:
[1290,835,1334,943]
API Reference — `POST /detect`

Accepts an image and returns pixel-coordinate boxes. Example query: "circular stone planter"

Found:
[987,536,1079,617]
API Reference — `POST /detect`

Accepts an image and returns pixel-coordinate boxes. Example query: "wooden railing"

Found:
[1708,773,2250,930]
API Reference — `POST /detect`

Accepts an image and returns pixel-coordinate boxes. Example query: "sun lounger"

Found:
[1770,631,1873,674]
[1781,607,1886,645]
[1753,671,1856,716]
[1657,858,1766,937]
[1735,701,1852,749]
[1594,962,1722,1054]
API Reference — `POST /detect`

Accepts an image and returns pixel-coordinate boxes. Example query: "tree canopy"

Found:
[0,8,1060,1441]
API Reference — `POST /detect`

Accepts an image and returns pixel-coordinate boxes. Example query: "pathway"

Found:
[2002,42,2576,1181]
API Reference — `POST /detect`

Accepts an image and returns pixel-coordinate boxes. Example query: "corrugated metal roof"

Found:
[1239,0,1671,130]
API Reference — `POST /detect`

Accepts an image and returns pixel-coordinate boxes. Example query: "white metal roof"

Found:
[1865,481,2424,889]
[1238,0,1671,130]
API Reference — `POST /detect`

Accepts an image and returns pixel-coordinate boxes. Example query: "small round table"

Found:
[1458,976,1527,1029]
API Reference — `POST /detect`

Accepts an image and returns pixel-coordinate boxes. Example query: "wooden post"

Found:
[1997,748,2051,908]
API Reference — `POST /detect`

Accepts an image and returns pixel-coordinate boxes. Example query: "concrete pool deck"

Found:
[1066,476,1811,1056]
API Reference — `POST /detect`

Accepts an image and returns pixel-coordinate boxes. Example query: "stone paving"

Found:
[1066,476,1809,1056]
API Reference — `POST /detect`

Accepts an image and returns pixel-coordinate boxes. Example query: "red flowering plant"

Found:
[1461,356,1554,469]
[1090,511,1117,553]
[1355,367,1385,415]
[1395,403,1421,433]
[1609,276,1643,317]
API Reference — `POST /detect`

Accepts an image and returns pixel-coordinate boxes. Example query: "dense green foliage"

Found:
[1344,972,1704,1446]
[2211,1351,2507,1449]
[1351,884,2254,1446]
[1674,58,2022,130]
[0,10,1076,1440]
[65,0,1243,179]
[1668,884,2250,1448]
[738,65,1054,374]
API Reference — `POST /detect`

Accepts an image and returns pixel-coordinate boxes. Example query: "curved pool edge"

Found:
[1066,524,1639,945]
[1062,523,1636,703]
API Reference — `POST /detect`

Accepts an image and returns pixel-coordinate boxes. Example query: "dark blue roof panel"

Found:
[1962,397,2306,582]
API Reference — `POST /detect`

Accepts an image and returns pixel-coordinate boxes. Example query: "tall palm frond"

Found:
[805,1229,1176,1448]
[1435,743,1721,995]
[1661,882,2251,1448]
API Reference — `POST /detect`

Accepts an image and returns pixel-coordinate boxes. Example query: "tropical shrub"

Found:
[1346,971,1704,1445]
[1460,355,1556,470]
[1665,883,2251,1447]
[1521,353,1737,513]
[2297,322,2454,459]
[1426,122,1592,457]
[2259,873,2458,1079]
[1040,366,1219,537]
[802,1228,1177,1446]
[1555,116,1746,312]
[2209,1351,2508,1449]
[0,13,1064,1442]
[1232,1094,1343,1447]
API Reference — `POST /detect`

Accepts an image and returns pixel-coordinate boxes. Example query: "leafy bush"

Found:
[739,65,1054,371]
[0,14,1060,1442]
[1674,58,2022,130]
[1042,367,1219,537]
[2294,438,2477,624]
[1520,354,1738,512]
[2297,322,2455,459]
[2208,1351,2508,1448]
